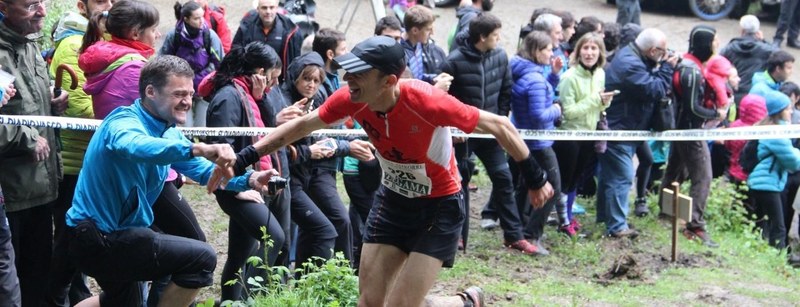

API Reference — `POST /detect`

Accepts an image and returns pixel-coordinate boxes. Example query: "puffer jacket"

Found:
[509,56,561,150]
[440,35,512,116]
[232,11,302,82]
[557,64,607,131]
[0,22,61,212]
[276,52,350,173]
[726,94,767,182]
[605,43,674,133]
[720,35,776,101]
[50,11,93,175]
[203,4,232,53]
[401,38,447,84]
[79,41,147,119]
[747,120,800,192]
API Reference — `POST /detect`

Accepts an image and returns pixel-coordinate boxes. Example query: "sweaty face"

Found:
[257,0,279,28]
[295,68,323,99]
[1,0,47,36]
[148,75,195,125]
[343,69,386,105]
[185,8,205,29]
[579,41,600,67]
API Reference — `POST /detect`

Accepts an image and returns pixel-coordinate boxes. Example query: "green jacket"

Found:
[557,64,607,131]
[0,22,61,212]
[50,12,93,175]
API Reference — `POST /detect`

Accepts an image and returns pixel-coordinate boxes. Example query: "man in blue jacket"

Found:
[602,28,678,238]
[65,56,278,306]
[750,50,795,98]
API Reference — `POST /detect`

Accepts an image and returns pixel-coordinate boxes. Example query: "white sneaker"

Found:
[480,218,499,230]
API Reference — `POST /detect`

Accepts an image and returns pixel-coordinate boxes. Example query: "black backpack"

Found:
[739,139,774,174]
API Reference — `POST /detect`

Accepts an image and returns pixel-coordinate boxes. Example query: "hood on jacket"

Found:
[738,94,767,125]
[79,40,143,76]
[510,55,544,81]
[53,11,88,44]
[282,52,325,101]
[704,55,733,106]
[725,35,770,54]
[456,5,481,19]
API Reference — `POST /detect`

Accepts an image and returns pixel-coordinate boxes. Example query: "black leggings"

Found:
[635,141,654,198]
[215,191,286,301]
[750,189,787,249]
[552,140,596,193]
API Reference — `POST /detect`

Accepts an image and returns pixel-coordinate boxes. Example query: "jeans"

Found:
[616,0,641,25]
[0,204,20,307]
[597,142,638,233]
[660,140,712,229]
[456,139,524,243]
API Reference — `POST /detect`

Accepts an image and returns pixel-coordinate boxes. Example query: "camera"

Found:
[267,176,287,194]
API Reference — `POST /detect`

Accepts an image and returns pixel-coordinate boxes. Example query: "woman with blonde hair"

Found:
[553,32,614,234]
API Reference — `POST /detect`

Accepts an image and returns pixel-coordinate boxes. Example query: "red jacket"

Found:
[204,5,232,54]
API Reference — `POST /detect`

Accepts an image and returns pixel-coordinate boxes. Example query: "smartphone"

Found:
[320,138,338,151]
[302,99,314,113]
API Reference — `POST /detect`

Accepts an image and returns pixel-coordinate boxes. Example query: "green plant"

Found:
[221,227,358,307]
[703,179,758,236]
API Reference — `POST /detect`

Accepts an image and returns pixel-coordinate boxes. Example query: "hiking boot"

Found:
[504,239,546,256]
[611,228,639,239]
[683,227,719,248]
[558,223,577,237]
[634,197,649,217]
[459,286,485,307]
[480,218,499,230]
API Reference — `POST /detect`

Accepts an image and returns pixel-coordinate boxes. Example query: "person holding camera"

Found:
[601,28,678,238]
[203,41,288,302]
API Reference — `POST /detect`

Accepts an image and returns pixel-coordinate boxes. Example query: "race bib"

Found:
[376,153,433,198]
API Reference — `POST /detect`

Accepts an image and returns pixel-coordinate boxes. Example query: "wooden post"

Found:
[671,182,680,262]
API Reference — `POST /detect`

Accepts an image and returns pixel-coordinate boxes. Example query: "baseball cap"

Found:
[334,36,406,76]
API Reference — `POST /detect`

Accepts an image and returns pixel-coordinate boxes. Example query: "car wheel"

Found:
[688,0,738,21]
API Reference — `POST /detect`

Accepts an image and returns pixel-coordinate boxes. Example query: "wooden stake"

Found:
[671,182,680,262]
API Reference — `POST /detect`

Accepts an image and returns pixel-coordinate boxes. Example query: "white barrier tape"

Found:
[1,114,798,141]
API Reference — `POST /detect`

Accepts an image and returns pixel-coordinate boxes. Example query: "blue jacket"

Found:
[509,56,561,150]
[604,44,675,133]
[747,121,800,192]
[66,100,252,233]
[749,70,781,98]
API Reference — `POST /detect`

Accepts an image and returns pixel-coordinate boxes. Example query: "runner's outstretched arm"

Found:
[473,110,554,208]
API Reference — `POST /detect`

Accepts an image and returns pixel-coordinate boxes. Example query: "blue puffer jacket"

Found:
[604,43,674,133]
[747,121,800,192]
[509,56,561,150]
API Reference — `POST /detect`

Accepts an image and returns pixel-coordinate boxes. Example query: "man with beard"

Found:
[450,0,494,51]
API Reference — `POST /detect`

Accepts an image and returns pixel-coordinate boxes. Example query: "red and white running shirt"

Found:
[319,79,480,198]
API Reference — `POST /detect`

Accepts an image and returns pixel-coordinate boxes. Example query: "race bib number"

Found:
[376,154,433,198]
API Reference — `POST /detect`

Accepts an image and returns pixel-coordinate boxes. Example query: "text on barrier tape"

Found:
[1,115,799,141]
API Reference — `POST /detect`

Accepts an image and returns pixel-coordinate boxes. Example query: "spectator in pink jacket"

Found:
[726,94,768,183]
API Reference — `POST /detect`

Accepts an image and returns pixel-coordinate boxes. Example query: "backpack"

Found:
[207,4,225,33]
[739,139,774,174]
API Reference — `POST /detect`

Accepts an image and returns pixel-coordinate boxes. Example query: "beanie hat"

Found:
[689,25,716,63]
[765,90,791,116]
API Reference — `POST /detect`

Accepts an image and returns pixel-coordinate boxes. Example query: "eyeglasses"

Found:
[24,0,47,13]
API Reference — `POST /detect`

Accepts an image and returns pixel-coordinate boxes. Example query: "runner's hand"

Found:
[309,144,334,159]
[349,139,375,161]
[195,143,236,193]
[528,181,554,209]
[235,190,265,204]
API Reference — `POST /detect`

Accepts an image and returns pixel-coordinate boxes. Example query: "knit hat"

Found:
[765,90,791,116]
[688,25,716,63]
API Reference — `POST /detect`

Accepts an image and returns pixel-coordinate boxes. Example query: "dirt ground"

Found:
[138,0,800,303]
